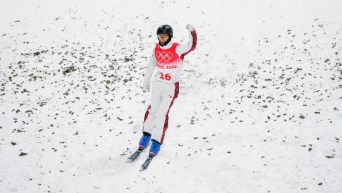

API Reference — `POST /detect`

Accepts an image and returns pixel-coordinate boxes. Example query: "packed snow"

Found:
[0,0,341,192]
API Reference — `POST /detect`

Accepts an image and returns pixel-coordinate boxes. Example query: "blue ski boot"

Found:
[149,140,160,157]
[138,132,151,150]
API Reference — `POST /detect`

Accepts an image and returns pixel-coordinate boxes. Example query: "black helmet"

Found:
[156,24,173,47]
[156,24,173,37]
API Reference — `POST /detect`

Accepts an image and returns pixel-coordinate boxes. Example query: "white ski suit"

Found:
[143,25,197,144]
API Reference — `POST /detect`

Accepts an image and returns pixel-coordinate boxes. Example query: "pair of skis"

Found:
[127,149,154,171]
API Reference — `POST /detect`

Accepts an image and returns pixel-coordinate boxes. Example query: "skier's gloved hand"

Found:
[144,81,150,92]
[186,23,195,32]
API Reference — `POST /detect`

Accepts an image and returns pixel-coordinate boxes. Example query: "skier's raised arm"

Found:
[176,24,197,59]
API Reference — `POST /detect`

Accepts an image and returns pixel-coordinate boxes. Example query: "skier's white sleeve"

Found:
[176,29,197,57]
[144,48,156,83]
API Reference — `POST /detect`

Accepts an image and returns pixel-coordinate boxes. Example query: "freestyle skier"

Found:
[129,23,197,168]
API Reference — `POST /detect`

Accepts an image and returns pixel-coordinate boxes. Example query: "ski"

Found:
[140,156,154,171]
[127,149,143,162]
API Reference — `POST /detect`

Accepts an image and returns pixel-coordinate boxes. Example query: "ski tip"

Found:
[139,165,149,171]
[139,157,153,171]
[127,158,134,163]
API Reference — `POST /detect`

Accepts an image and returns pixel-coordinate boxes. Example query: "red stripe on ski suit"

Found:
[144,106,151,123]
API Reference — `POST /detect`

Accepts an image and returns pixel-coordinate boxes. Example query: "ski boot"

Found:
[148,140,161,157]
[138,132,151,150]
[128,132,151,162]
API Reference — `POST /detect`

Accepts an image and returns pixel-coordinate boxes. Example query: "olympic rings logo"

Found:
[156,51,173,62]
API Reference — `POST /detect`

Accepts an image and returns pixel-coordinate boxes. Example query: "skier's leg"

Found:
[151,82,179,145]
[143,82,162,136]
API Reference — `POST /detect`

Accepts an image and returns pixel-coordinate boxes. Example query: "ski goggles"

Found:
[157,34,169,39]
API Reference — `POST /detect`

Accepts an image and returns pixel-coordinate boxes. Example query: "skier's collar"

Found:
[158,41,173,49]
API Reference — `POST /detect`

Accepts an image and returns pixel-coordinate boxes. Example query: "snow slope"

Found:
[0,0,341,193]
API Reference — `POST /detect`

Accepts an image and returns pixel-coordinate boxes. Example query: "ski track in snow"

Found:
[0,0,341,193]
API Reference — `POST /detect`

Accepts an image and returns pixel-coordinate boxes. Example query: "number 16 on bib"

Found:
[160,73,171,81]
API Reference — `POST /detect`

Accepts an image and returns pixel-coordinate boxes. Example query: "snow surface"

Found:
[1,0,342,192]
